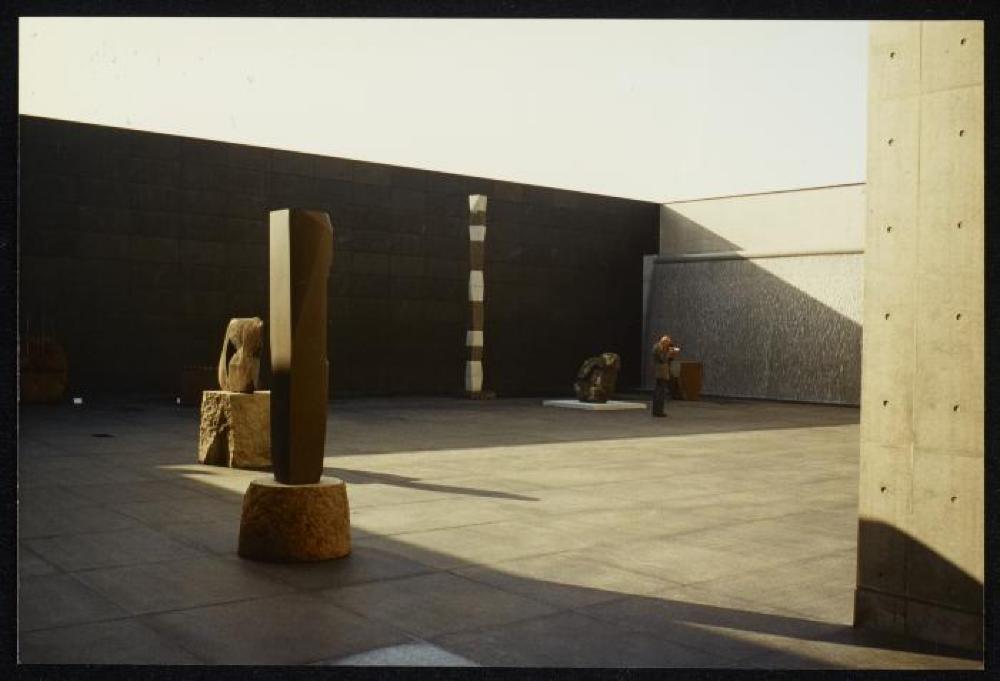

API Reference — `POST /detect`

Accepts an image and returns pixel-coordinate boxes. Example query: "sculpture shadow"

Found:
[14,403,982,668]
[323,466,539,502]
[167,470,983,666]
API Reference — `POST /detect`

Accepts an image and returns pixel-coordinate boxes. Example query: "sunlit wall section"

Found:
[643,184,866,403]
[854,21,983,651]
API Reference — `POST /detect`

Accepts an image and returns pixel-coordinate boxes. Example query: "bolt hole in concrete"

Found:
[880,486,887,493]
[961,37,967,45]
[959,129,966,137]
[951,496,959,503]
[957,221,963,229]
[882,400,889,407]
[90,433,115,438]
[887,138,895,146]
[886,225,893,233]
[953,404,960,412]
[884,313,891,320]
[956,313,962,320]
[889,50,896,59]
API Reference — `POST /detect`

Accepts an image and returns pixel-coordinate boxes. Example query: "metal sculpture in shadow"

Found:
[573,352,621,403]
[268,209,333,485]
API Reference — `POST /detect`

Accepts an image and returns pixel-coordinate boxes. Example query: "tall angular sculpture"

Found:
[268,209,332,485]
[465,194,491,398]
[238,209,350,562]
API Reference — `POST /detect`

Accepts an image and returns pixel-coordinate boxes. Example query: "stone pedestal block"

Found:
[669,361,704,401]
[237,477,351,562]
[198,390,271,469]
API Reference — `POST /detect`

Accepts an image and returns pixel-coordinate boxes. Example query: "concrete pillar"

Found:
[855,21,983,651]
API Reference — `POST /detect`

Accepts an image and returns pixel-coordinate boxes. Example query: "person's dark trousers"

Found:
[652,378,670,417]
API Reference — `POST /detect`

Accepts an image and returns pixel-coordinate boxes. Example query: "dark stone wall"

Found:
[19,116,658,397]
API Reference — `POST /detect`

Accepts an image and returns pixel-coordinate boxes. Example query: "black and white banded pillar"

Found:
[465,194,487,397]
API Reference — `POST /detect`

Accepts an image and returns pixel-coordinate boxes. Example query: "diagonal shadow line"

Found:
[15,402,981,668]
[584,592,981,661]
[647,201,862,404]
[323,466,539,502]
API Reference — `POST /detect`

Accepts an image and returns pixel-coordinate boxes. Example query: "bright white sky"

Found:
[19,18,868,203]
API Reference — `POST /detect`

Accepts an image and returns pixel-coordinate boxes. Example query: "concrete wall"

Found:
[643,185,865,404]
[19,116,658,398]
[854,21,983,651]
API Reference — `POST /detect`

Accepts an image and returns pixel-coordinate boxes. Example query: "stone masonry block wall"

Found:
[854,21,983,651]
[19,116,658,397]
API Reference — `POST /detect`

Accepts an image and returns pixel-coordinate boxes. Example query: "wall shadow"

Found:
[647,205,862,405]
[15,403,981,667]
[855,518,984,652]
[144,454,980,665]
[315,397,858,457]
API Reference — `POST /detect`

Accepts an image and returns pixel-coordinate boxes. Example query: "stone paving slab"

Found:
[16,397,982,668]
[542,399,647,411]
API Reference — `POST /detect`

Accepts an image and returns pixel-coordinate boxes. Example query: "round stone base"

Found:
[237,476,351,562]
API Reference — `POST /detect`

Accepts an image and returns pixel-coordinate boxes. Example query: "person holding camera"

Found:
[652,334,680,417]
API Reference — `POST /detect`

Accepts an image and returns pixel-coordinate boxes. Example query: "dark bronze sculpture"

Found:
[217,317,264,393]
[269,209,333,485]
[573,352,621,403]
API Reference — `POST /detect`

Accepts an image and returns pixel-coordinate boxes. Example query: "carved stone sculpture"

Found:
[573,352,621,403]
[239,208,350,563]
[217,317,264,393]
[268,209,333,485]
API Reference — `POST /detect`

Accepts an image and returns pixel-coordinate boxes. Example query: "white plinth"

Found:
[542,399,647,411]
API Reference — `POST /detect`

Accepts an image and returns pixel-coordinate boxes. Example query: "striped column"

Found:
[465,194,487,397]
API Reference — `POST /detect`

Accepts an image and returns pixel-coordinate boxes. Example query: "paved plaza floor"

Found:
[17,396,983,668]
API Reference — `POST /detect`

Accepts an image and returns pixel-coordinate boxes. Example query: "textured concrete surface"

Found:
[648,184,865,404]
[17,397,981,668]
[856,21,983,651]
[644,254,862,403]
